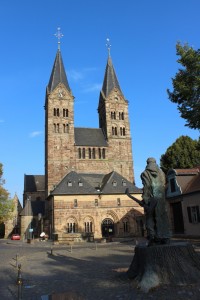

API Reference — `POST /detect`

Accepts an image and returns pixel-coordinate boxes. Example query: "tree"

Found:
[167,42,200,130]
[160,135,200,174]
[0,163,14,223]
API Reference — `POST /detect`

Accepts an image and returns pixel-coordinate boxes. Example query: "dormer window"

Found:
[122,180,126,186]
[78,180,83,187]
[112,181,117,187]
[68,180,72,187]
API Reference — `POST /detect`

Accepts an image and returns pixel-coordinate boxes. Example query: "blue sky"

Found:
[0,0,200,203]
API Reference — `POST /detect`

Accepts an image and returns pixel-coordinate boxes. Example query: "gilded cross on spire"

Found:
[106,38,111,57]
[54,27,64,50]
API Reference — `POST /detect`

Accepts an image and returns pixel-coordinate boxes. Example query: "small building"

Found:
[166,167,200,237]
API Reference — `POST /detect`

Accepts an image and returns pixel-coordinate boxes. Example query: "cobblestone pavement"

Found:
[0,238,200,299]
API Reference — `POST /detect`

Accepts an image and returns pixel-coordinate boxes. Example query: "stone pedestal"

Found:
[127,242,200,292]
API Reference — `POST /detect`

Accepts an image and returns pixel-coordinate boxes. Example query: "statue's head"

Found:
[147,157,156,164]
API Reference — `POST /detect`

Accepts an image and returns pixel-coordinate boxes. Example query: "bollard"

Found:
[17,264,23,300]
[95,241,97,251]
[50,246,53,255]
[16,254,18,267]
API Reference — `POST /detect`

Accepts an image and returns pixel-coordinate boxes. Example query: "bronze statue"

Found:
[126,157,171,246]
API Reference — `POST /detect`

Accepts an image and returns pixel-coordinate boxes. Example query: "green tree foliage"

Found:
[167,42,200,129]
[0,163,14,223]
[160,136,200,174]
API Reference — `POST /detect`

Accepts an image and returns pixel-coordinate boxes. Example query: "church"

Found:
[22,37,144,242]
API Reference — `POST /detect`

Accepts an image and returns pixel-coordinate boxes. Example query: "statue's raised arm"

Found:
[125,188,144,207]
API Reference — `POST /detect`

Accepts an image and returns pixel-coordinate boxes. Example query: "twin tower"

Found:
[44,48,134,197]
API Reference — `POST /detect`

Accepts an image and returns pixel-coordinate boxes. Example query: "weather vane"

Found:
[106,38,111,57]
[54,27,64,50]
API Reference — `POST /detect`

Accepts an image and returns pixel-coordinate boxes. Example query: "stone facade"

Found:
[23,48,144,242]
[45,52,134,196]
[47,193,144,241]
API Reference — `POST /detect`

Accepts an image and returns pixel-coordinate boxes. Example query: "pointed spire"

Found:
[47,28,71,93]
[102,38,122,97]
[48,49,71,93]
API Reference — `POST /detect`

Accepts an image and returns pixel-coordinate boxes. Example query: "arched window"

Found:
[63,109,68,117]
[84,217,93,233]
[54,123,56,133]
[78,148,81,159]
[112,127,115,135]
[66,217,77,233]
[102,148,106,159]
[123,218,129,233]
[84,221,93,233]
[82,148,85,159]
[98,148,101,159]
[120,127,123,136]
[63,124,69,133]
[57,123,59,133]
[115,127,117,135]
[57,108,59,116]
[54,108,56,116]
[121,112,124,120]
[63,124,66,133]
[123,128,126,136]
[88,148,92,159]
[66,124,69,133]
[92,148,96,159]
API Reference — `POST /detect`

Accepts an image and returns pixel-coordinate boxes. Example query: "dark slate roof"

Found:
[51,170,142,196]
[47,49,71,93]
[20,200,45,216]
[24,175,45,192]
[51,171,97,195]
[100,171,142,194]
[74,128,108,146]
[102,56,122,97]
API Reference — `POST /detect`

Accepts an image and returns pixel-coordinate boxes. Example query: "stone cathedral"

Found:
[22,40,144,242]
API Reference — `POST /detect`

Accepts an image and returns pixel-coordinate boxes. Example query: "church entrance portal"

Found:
[101,218,114,237]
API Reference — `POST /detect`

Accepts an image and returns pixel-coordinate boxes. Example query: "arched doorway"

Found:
[101,218,114,237]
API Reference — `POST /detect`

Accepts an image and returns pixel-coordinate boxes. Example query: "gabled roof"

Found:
[51,170,141,195]
[167,167,200,195]
[74,128,108,146]
[47,49,71,93]
[24,175,45,192]
[101,56,122,97]
[100,171,141,194]
[184,172,200,194]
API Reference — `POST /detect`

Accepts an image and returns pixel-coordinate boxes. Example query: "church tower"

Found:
[44,29,75,196]
[98,39,134,183]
